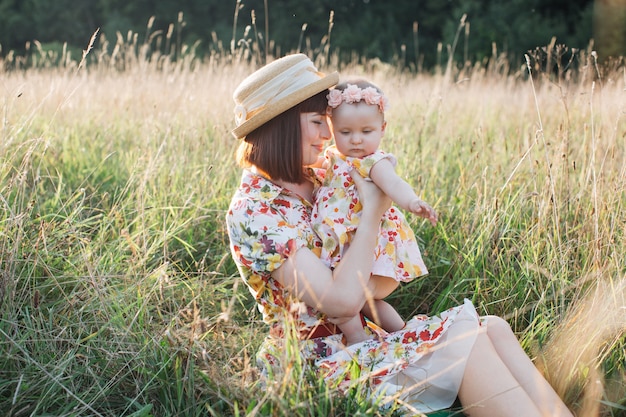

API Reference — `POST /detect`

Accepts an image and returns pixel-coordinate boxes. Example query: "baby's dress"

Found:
[312,146,427,281]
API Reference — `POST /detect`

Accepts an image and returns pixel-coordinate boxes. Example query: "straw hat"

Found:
[231,54,339,139]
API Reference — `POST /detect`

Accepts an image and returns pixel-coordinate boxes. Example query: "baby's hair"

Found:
[334,78,384,94]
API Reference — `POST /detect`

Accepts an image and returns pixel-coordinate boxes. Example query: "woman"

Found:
[226,53,572,416]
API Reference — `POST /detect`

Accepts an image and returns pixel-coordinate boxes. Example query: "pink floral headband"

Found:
[327,84,389,113]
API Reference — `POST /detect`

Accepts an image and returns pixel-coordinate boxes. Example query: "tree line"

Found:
[1,0,621,70]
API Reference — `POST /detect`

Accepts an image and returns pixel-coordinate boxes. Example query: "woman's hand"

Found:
[351,169,391,220]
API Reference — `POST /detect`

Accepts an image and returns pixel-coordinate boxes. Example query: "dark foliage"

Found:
[0,0,606,69]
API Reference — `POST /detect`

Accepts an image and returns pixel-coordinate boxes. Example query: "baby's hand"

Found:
[409,199,438,226]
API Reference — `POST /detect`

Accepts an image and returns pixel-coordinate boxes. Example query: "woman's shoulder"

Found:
[232,170,282,200]
[228,171,277,219]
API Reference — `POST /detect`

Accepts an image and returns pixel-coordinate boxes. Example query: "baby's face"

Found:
[330,102,386,158]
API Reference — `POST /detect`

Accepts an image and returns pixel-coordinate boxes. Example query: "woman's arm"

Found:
[369,158,437,225]
[272,172,391,318]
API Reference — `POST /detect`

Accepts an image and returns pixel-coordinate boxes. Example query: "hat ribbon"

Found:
[234,59,322,126]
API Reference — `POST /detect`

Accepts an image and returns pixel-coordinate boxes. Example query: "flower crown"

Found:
[327,84,389,113]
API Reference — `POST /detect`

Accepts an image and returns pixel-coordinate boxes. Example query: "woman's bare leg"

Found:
[484,316,573,417]
[458,327,544,416]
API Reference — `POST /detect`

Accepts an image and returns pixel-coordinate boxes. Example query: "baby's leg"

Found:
[362,299,405,332]
[368,274,399,299]
[335,314,370,345]
[362,275,404,332]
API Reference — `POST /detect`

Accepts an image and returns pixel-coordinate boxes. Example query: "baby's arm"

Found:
[369,158,438,226]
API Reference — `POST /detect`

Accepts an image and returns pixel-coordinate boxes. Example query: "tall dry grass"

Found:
[0,17,625,416]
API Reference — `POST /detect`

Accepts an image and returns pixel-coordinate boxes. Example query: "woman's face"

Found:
[300,112,332,166]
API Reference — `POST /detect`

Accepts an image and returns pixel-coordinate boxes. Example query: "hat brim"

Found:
[231,71,339,139]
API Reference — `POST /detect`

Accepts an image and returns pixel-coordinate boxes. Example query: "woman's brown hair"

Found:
[235,90,329,183]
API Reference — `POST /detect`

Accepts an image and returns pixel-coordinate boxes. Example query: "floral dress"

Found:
[226,169,482,414]
[312,146,427,282]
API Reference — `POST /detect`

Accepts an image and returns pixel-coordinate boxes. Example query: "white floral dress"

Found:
[312,146,427,282]
[226,169,481,414]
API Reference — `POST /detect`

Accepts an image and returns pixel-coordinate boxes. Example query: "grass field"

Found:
[1,32,625,416]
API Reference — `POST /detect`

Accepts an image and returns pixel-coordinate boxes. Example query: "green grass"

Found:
[0,33,625,416]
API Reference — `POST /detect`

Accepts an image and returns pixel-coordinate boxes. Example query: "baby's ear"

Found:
[381,121,387,134]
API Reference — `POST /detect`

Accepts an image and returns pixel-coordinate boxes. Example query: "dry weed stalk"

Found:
[538,278,626,416]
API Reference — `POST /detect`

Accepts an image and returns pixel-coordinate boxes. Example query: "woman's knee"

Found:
[485,315,514,338]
